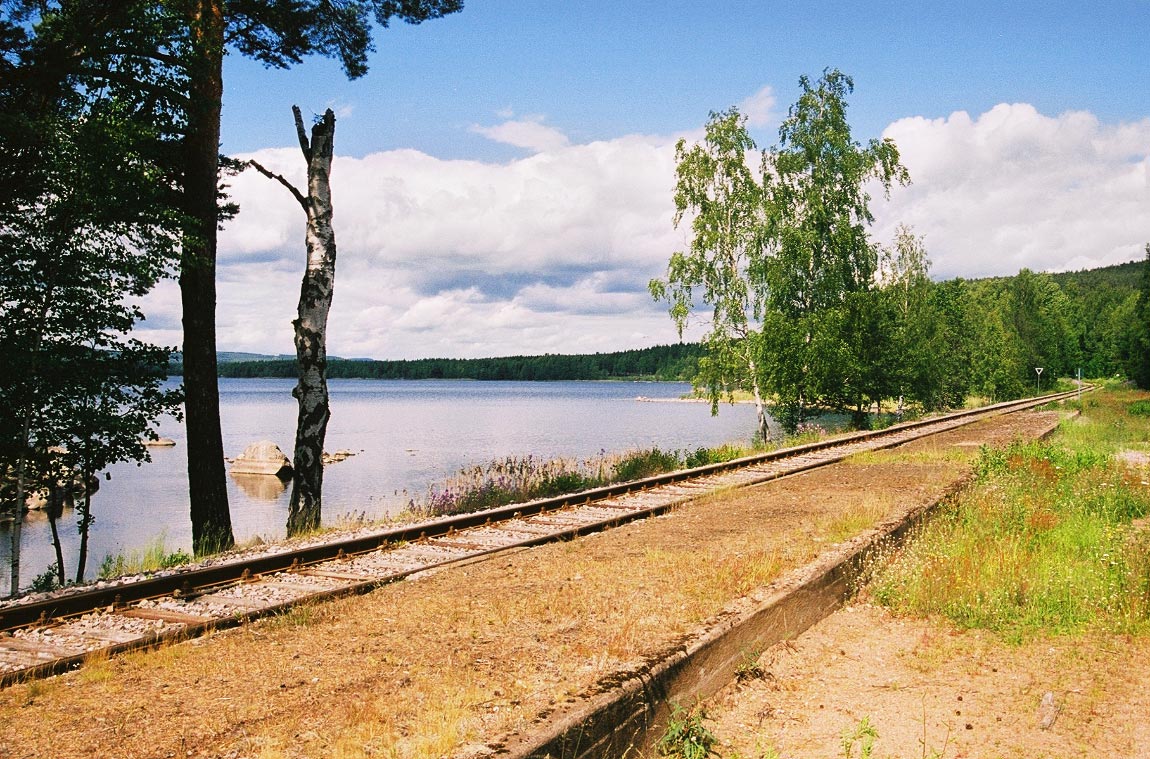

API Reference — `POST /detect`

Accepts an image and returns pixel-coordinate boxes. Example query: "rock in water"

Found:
[231,440,293,479]
[144,437,177,447]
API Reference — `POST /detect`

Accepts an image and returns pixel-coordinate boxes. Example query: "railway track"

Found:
[0,388,1086,686]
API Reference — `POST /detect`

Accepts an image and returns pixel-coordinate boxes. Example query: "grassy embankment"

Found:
[660,386,1149,759]
[870,384,1150,642]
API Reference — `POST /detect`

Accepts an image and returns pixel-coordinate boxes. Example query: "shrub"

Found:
[612,448,681,482]
[1129,399,1150,417]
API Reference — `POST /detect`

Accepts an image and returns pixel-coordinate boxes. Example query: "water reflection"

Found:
[231,473,291,501]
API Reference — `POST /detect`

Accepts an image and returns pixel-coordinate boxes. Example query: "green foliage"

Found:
[841,716,879,759]
[650,107,774,440]
[654,70,915,435]
[1129,400,1150,417]
[872,397,1150,641]
[97,536,192,579]
[1,5,186,585]
[759,69,909,428]
[657,702,718,759]
[610,448,681,482]
[684,444,746,468]
[1132,244,1150,389]
[29,564,63,594]
[207,343,705,382]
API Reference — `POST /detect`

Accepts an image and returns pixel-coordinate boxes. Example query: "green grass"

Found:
[871,387,1150,643]
[98,534,192,579]
[657,702,718,759]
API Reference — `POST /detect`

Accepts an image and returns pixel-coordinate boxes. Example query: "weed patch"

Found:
[98,534,191,579]
[657,702,717,759]
[1128,399,1150,417]
[403,443,758,520]
[872,390,1150,642]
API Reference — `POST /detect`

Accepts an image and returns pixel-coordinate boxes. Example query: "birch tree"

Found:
[761,69,909,428]
[4,0,464,555]
[249,107,337,536]
[649,108,775,441]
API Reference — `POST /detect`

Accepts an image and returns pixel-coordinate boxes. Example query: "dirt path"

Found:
[0,411,1069,759]
[705,601,1150,758]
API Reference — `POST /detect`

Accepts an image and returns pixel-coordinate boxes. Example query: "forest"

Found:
[647,74,1150,435]
[200,259,1149,402]
[203,343,706,382]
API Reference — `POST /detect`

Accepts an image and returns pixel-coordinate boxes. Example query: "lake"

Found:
[1,378,758,590]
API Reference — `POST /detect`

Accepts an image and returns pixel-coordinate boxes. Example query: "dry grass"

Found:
[816,493,898,544]
[845,443,969,467]
[0,411,1063,759]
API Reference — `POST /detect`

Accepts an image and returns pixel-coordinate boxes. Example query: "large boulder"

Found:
[231,440,293,479]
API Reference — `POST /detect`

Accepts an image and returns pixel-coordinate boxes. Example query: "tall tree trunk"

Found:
[74,473,93,584]
[46,487,66,587]
[250,108,339,536]
[746,356,774,443]
[9,412,32,596]
[287,107,337,536]
[181,0,233,555]
[9,273,57,595]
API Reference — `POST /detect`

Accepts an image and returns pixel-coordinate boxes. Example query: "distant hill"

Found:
[1047,259,1143,293]
[969,259,1142,294]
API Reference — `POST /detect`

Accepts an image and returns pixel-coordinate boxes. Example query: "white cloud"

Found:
[470,116,570,153]
[133,97,1150,361]
[875,104,1150,278]
[134,126,689,359]
[739,85,776,128]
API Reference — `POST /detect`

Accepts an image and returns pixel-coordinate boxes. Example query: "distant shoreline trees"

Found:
[174,252,1150,394]
[174,343,707,382]
[653,70,1150,427]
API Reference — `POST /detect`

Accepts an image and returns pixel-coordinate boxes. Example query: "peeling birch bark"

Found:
[249,107,338,536]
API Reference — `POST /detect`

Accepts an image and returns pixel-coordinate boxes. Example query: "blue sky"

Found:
[221,1,1148,159]
[137,1,1150,360]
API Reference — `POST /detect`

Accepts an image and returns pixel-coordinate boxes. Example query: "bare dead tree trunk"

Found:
[249,107,337,537]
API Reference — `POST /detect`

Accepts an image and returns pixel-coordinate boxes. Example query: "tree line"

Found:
[651,70,1150,435]
[184,343,706,382]
[191,254,1150,392]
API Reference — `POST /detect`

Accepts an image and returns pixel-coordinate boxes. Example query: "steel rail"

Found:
[0,387,1086,685]
[0,388,1083,632]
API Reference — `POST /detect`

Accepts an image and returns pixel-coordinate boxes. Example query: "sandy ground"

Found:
[705,602,1150,759]
[0,410,1095,759]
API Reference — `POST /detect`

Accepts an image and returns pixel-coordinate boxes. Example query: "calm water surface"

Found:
[1,379,757,589]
